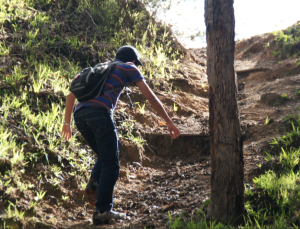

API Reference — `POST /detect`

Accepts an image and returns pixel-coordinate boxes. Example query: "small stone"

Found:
[161,202,179,213]
[260,93,285,106]
[35,221,52,229]
[119,169,127,178]
[133,162,142,167]
[45,208,54,213]
[108,218,116,224]
[35,163,45,171]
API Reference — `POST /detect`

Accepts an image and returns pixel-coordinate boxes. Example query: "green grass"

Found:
[281,93,289,100]
[271,22,300,59]
[264,116,270,126]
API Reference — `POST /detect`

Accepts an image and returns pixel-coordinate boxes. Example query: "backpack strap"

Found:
[93,61,122,98]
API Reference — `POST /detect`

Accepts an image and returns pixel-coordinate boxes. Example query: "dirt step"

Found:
[144,133,210,158]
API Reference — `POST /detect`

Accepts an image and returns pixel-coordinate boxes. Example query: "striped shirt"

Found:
[74,60,145,113]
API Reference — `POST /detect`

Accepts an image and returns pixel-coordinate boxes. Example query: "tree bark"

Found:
[205,0,244,224]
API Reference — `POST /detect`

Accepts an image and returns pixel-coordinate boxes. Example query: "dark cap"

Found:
[116,45,143,66]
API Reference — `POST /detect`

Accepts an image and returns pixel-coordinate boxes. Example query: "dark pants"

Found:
[74,106,120,212]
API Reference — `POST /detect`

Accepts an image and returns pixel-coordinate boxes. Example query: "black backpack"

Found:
[70,61,122,102]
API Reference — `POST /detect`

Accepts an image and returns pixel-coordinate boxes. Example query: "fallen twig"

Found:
[85,10,102,40]
[240,112,262,116]
[85,26,91,38]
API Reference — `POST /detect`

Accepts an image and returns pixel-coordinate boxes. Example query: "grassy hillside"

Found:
[0,0,191,227]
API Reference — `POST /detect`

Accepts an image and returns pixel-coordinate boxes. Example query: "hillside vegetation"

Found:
[0,0,208,228]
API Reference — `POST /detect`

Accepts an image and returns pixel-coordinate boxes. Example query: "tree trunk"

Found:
[205,0,244,224]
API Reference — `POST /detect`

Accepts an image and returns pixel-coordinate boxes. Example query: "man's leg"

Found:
[74,107,123,224]
[91,112,126,225]
[74,107,102,205]
[74,107,103,180]
[75,107,119,211]
[93,112,120,212]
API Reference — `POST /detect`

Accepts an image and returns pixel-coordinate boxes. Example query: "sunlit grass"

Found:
[0,128,13,162]
[0,41,10,56]
[0,0,31,23]
[3,65,28,89]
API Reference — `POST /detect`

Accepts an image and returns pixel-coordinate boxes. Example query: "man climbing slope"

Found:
[61,45,180,225]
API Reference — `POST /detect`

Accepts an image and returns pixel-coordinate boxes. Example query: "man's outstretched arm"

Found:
[135,80,180,139]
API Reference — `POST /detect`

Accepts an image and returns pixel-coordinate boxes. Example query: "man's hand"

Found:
[167,123,180,139]
[136,80,181,139]
[61,125,72,141]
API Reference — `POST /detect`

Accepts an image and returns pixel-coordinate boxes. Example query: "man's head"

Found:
[116,45,143,66]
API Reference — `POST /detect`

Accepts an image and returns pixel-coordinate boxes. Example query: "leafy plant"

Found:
[62,195,69,201]
[279,147,300,171]
[35,190,46,201]
[0,41,10,56]
[173,103,178,112]
[168,211,186,229]
[264,116,270,126]
[10,149,26,168]
[272,50,281,56]
[5,201,25,221]
[282,113,296,123]
[136,102,146,114]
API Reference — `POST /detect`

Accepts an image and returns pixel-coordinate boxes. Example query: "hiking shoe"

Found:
[85,178,98,205]
[93,210,126,225]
